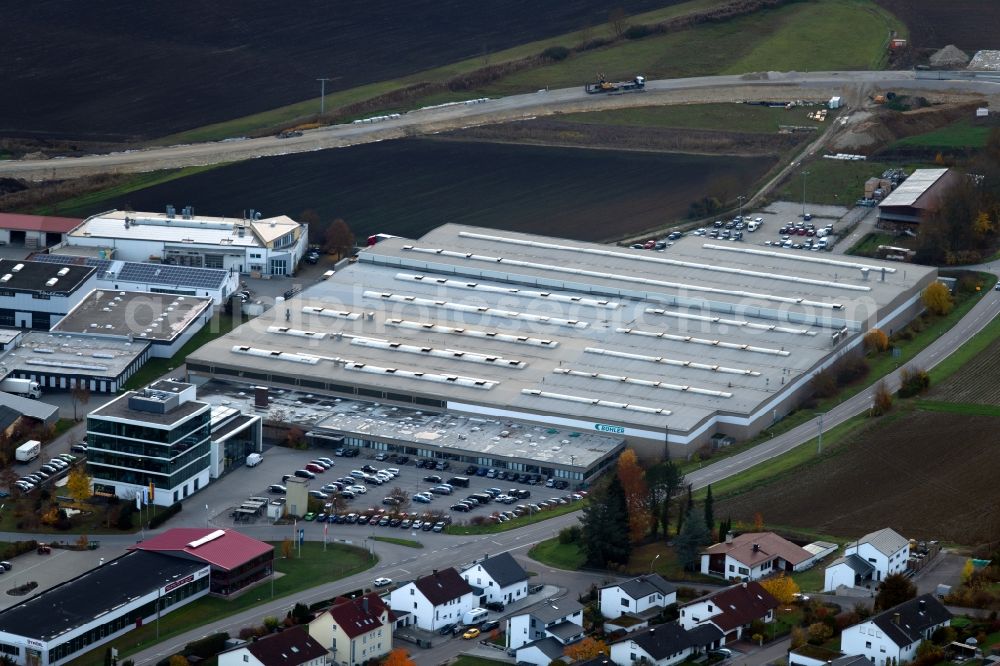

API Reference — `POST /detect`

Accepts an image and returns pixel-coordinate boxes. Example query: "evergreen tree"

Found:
[704,484,715,538]
[675,505,710,571]
[661,497,672,538]
[686,484,694,513]
[580,475,631,567]
[646,459,684,539]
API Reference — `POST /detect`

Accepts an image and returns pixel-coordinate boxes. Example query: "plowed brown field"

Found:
[715,411,1000,545]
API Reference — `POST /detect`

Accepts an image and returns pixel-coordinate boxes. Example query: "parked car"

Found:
[463,628,480,640]
[485,601,505,612]
[294,469,315,479]
[71,442,88,453]
[438,623,456,636]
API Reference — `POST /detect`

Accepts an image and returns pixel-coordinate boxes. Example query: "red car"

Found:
[305,463,326,474]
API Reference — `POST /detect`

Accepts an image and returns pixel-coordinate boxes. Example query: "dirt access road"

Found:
[5,70,998,182]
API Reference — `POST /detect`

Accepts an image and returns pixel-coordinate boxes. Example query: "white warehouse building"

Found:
[63,207,308,276]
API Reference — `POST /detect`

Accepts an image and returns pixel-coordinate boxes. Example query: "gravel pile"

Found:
[968,50,1000,71]
[929,44,969,68]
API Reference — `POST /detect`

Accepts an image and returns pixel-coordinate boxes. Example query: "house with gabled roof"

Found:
[600,574,677,624]
[840,594,951,665]
[308,593,392,666]
[609,623,722,666]
[388,568,475,631]
[508,599,585,651]
[700,532,818,581]
[218,627,326,666]
[843,528,909,583]
[461,551,528,606]
[678,582,777,645]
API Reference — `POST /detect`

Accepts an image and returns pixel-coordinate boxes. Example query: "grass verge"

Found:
[370,536,423,549]
[155,0,733,144]
[774,159,928,206]
[681,275,994,475]
[122,311,239,391]
[894,119,993,149]
[68,542,375,665]
[528,539,586,570]
[558,102,806,134]
[445,500,584,536]
[845,231,916,257]
[927,313,1000,383]
[31,165,225,217]
[451,657,512,666]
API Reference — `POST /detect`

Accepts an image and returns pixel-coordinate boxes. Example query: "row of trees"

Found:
[580,449,731,570]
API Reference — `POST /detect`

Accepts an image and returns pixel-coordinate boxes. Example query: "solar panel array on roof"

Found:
[29,253,112,275]
[117,263,228,289]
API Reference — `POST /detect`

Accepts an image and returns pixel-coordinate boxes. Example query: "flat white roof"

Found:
[189,224,934,436]
[69,210,300,249]
[0,331,148,378]
[878,168,949,208]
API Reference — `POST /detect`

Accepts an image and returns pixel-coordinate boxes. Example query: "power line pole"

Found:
[317,78,333,115]
[817,412,824,454]
[802,170,811,219]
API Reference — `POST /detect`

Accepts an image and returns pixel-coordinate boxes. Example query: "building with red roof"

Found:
[0,213,81,249]
[678,582,778,645]
[130,528,273,596]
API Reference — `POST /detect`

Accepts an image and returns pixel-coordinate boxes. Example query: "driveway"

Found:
[913,551,966,597]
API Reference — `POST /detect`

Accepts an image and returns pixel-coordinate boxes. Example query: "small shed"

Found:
[829,96,842,109]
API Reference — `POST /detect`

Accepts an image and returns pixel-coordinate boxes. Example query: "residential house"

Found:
[826,528,909,591]
[678,582,777,645]
[508,599,585,655]
[840,594,951,666]
[516,637,568,666]
[599,574,677,626]
[308,593,392,666]
[218,627,327,666]
[388,568,475,631]
[609,624,722,666]
[700,532,817,581]
[461,552,528,606]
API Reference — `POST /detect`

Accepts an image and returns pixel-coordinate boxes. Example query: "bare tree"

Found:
[70,383,91,422]
[388,486,410,514]
[608,7,628,39]
[323,218,355,258]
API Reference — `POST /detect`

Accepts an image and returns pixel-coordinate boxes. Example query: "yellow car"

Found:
[462,628,480,640]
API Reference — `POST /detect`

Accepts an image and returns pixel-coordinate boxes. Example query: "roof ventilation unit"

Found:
[11,264,24,273]
[57,267,70,276]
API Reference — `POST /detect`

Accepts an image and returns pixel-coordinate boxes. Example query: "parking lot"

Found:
[223,444,586,534]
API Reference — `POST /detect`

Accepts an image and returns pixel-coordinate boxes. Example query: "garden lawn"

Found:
[67,542,374,665]
[451,657,512,666]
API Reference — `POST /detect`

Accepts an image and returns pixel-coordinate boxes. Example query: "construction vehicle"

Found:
[585,74,645,94]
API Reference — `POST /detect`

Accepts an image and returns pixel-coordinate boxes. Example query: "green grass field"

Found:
[446,499,585,535]
[895,119,994,149]
[370,535,423,549]
[846,231,918,256]
[559,102,799,133]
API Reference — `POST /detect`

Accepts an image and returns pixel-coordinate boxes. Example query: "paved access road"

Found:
[5,71,999,181]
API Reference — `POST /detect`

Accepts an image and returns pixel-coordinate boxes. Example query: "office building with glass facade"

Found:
[87,379,212,506]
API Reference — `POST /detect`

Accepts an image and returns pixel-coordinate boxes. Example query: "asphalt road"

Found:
[5,71,999,181]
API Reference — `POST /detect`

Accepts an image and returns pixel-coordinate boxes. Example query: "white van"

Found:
[462,608,489,626]
[747,221,759,232]
[246,453,263,467]
[321,269,335,280]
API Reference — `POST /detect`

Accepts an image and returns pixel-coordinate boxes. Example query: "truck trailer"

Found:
[0,378,42,399]
[585,75,645,94]
[15,440,41,463]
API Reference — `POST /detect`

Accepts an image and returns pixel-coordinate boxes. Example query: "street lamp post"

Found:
[650,553,661,573]
[737,195,746,221]
[801,171,810,219]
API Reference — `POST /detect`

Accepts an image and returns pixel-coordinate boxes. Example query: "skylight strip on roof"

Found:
[554,368,732,397]
[457,231,870,291]
[344,362,497,390]
[350,336,526,368]
[616,328,791,356]
[301,306,362,320]
[702,243,898,273]
[231,346,321,364]
[521,389,671,415]
[267,326,328,339]
[363,291,588,328]
[644,308,817,335]
[395,272,620,309]
[386,319,558,347]
[585,347,760,376]
[402,246,844,310]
